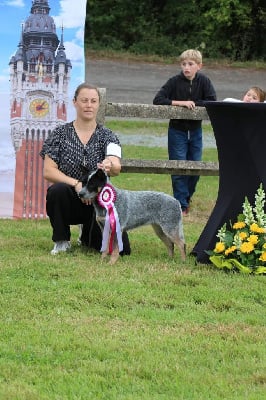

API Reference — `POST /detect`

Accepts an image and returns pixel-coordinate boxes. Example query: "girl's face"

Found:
[243,89,260,103]
[180,59,202,80]
[73,88,100,120]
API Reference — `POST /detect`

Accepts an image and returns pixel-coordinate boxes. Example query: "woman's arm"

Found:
[43,155,80,188]
[98,155,121,177]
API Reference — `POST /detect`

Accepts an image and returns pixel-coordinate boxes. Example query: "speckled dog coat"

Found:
[79,169,186,264]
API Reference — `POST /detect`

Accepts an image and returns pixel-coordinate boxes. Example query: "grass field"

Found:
[0,124,265,399]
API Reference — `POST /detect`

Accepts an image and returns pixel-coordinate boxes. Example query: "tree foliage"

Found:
[86,0,266,61]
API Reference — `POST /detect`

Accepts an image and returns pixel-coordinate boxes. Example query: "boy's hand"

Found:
[172,100,196,109]
[183,101,196,109]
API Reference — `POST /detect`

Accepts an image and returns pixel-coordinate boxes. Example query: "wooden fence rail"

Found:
[97,89,218,176]
[105,102,209,120]
[121,159,219,176]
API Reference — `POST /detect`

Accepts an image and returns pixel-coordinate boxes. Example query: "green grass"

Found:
[106,119,170,136]
[0,126,265,399]
[106,120,214,135]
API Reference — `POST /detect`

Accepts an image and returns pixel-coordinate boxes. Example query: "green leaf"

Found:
[254,266,266,275]
[209,255,252,274]
[209,255,233,270]
[227,258,251,274]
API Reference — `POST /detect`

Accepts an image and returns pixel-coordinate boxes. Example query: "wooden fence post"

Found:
[97,87,106,124]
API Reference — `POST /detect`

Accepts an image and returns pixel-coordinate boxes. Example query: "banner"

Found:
[0,0,87,218]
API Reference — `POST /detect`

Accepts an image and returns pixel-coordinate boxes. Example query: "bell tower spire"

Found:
[9,0,72,219]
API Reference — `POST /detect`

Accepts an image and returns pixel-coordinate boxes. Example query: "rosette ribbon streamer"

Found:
[97,184,123,254]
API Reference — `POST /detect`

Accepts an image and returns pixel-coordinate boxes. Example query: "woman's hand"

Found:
[98,158,113,174]
[74,181,92,205]
[74,181,82,194]
[98,156,121,176]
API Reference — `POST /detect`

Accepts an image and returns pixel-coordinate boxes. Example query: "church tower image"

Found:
[9,0,72,218]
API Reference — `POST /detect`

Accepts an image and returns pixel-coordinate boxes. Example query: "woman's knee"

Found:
[46,183,75,217]
[47,183,72,201]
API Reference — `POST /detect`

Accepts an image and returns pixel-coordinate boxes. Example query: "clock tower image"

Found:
[9,0,72,218]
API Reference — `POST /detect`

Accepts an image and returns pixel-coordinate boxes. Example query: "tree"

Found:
[85,0,266,61]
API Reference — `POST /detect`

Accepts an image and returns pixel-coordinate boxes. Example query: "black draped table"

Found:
[192,101,266,263]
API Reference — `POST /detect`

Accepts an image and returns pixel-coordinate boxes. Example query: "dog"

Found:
[79,168,186,264]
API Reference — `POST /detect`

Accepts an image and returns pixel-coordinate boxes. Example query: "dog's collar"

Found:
[97,183,116,208]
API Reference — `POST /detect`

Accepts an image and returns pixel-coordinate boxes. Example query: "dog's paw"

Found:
[101,251,108,261]
[109,252,120,265]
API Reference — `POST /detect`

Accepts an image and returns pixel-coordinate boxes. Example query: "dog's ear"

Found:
[86,168,107,191]
[95,168,108,186]
[80,164,90,184]
[80,164,89,174]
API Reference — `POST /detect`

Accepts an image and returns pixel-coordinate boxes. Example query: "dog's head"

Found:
[78,168,108,200]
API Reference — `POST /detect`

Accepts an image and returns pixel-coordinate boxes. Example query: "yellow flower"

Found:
[225,246,237,256]
[259,252,266,262]
[233,221,246,229]
[248,235,259,245]
[250,223,259,231]
[239,232,248,240]
[250,223,266,233]
[240,242,254,254]
[214,242,225,253]
[211,186,266,273]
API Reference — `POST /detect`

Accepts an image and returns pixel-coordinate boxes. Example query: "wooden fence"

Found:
[97,88,219,176]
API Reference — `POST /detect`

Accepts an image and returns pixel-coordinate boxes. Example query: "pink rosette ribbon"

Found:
[97,183,123,254]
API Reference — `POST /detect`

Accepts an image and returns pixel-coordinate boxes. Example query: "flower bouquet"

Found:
[206,184,266,274]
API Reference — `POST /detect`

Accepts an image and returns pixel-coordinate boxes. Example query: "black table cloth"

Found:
[192,101,266,263]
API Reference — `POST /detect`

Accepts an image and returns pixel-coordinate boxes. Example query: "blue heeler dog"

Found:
[79,169,186,264]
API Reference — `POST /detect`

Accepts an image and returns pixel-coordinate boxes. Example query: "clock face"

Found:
[29,98,49,117]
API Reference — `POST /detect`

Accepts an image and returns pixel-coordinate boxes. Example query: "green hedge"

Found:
[86,0,266,61]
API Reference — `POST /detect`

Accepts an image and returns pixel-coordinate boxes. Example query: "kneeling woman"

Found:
[40,83,130,255]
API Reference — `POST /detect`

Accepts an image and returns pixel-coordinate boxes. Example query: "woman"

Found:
[40,83,130,255]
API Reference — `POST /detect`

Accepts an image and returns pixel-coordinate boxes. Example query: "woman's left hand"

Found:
[98,158,113,174]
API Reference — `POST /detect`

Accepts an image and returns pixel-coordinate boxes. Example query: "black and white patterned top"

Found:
[40,122,121,180]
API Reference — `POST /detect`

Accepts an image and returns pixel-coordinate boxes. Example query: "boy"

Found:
[153,49,216,215]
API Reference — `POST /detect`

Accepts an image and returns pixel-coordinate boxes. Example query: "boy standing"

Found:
[153,49,216,215]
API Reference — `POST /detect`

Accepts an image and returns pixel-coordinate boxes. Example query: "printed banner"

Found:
[0,0,87,218]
